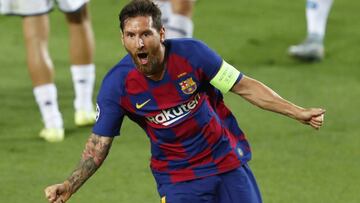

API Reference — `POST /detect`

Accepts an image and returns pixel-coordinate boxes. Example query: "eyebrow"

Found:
[124,28,153,35]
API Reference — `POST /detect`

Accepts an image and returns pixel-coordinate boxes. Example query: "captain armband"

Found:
[210,60,241,94]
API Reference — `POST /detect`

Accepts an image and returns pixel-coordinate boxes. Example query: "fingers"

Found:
[44,184,66,203]
[54,198,64,203]
[309,114,324,130]
[44,186,56,202]
[300,108,325,130]
[312,108,326,117]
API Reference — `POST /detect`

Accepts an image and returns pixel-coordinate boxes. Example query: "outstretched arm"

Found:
[231,76,325,129]
[44,133,114,203]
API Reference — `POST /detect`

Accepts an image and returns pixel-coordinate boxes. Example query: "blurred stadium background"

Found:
[0,0,359,202]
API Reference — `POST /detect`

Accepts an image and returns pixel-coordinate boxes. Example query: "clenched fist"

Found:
[44,181,71,203]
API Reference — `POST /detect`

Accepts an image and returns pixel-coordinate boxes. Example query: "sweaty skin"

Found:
[231,76,325,130]
[121,16,166,81]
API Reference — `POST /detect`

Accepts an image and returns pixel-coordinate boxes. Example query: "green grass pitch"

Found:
[0,0,359,202]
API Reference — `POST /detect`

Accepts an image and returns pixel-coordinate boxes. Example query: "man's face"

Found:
[122,16,165,77]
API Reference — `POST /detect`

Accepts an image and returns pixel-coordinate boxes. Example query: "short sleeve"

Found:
[92,74,125,137]
[189,40,223,80]
[190,40,242,94]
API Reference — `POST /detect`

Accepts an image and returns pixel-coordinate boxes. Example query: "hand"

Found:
[44,181,71,203]
[296,108,325,130]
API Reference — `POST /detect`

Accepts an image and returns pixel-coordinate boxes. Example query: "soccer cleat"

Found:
[288,36,324,61]
[75,110,96,127]
[39,128,64,142]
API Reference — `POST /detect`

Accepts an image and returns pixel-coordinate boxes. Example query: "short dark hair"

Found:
[119,0,163,32]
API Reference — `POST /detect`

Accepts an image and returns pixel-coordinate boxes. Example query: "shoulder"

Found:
[166,38,222,68]
[166,38,218,63]
[104,55,134,82]
[99,55,135,97]
[166,38,209,54]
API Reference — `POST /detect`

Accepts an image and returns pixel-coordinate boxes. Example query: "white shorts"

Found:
[0,0,89,16]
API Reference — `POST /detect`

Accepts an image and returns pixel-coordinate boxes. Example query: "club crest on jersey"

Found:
[179,77,197,94]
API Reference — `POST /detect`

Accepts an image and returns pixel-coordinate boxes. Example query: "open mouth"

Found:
[137,53,148,65]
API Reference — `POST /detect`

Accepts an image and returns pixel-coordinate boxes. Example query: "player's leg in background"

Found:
[23,14,65,142]
[64,3,96,127]
[153,0,173,28]
[167,0,194,38]
[288,0,334,61]
[154,0,195,39]
[306,0,334,43]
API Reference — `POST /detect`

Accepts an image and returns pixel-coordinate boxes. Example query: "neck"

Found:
[146,63,166,81]
[146,43,166,81]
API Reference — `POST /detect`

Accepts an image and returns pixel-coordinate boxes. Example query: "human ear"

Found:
[160,27,165,43]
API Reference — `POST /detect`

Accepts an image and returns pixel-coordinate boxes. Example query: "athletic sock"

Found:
[70,64,95,112]
[166,13,193,38]
[33,84,63,129]
[306,0,334,42]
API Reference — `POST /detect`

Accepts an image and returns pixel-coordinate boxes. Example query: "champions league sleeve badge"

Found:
[95,103,100,122]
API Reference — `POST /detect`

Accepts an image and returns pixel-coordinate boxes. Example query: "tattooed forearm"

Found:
[66,134,113,194]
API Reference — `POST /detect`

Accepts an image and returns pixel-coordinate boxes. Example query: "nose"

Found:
[136,37,144,49]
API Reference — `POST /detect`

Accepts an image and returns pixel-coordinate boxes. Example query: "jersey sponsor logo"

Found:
[95,103,100,122]
[179,77,197,94]
[146,94,200,126]
[136,99,151,109]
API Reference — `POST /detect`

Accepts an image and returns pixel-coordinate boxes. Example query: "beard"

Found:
[135,57,161,76]
[125,42,165,78]
[129,51,164,77]
[136,57,161,76]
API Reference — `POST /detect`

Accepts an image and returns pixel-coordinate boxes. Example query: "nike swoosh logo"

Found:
[136,99,151,109]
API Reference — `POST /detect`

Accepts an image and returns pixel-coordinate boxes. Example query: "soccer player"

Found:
[288,0,334,61]
[44,0,325,202]
[0,0,96,142]
[153,0,195,38]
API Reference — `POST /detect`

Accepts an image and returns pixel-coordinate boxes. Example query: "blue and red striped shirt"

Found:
[93,39,252,184]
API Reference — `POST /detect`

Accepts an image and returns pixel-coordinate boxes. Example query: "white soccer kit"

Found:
[0,0,89,15]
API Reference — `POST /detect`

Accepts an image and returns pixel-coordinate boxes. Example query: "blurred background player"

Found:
[153,0,195,38]
[288,0,334,61]
[0,0,96,142]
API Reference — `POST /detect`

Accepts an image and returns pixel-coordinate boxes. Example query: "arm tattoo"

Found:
[66,134,113,194]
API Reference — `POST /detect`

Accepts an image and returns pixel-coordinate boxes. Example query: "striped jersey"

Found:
[93,38,252,184]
